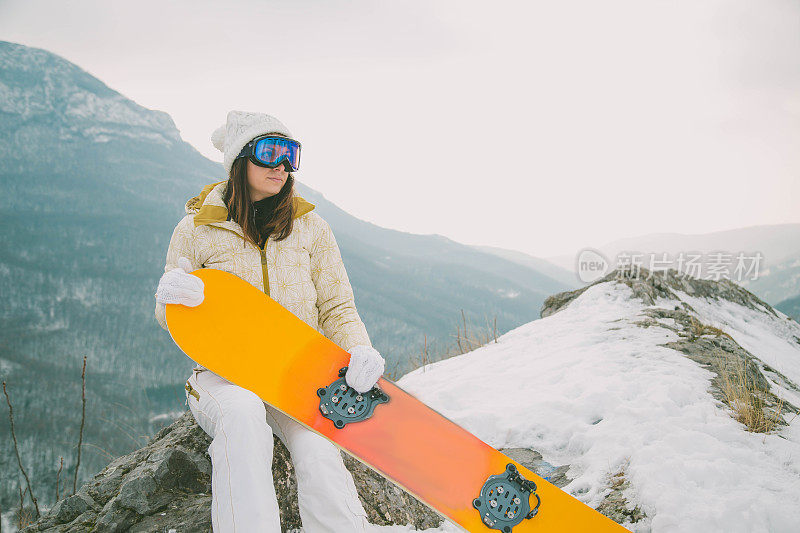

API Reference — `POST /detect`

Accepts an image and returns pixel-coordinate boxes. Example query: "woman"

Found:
[153,110,385,532]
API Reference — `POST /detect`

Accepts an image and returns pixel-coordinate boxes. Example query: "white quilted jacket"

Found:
[155,180,372,370]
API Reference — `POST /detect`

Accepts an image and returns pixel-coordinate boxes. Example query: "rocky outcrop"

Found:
[17,409,443,532]
[542,266,799,434]
[16,409,610,532]
[635,306,799,430]
[595,463,645,526]
[540,265,779,319]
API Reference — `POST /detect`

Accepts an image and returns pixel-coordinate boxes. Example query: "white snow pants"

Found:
[185,368,371,533]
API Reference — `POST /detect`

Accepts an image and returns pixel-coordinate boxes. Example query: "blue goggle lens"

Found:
[252,137,301,171]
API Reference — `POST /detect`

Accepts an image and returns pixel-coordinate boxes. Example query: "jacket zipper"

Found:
[259,243,270,297]
[207,224,271,296]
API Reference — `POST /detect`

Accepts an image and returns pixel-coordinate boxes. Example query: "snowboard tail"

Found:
[166,268,625,532]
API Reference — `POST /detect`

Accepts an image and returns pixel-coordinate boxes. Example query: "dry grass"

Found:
[4,380,40,522]
[423,310,498,366]
[715,351,785,434]
[3,356,89,529]
[413,334,432,371]
[688,316,731,340]
[17,510,37,529]
[686,316,786,434]
[452,310,498,356]
[388,310,499,379]
[15,487,37,530]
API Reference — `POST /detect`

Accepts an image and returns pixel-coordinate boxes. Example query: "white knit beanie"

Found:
[210,110,294,176]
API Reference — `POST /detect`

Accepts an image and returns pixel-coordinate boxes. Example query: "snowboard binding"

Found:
[317,366,389,428]
[472,463,541,532]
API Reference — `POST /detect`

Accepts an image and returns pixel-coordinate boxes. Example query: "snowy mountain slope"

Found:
[397,268,800,532]
[743,250,800,305]
[0,40,180,142]
[546,224,800,272]
[544,225,800,307]
[776,294,800,321]
[472,244,579,289]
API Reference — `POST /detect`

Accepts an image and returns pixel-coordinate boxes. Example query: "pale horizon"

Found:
[2,0,798,258]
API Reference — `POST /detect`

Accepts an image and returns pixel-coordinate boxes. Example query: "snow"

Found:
[671,289,800,392]
[0,43,181,145]
[0,357,22,374]
[495,288,521,298]
[391,280,800,532]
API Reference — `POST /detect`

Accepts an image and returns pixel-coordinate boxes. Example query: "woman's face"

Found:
[246,158,288,202]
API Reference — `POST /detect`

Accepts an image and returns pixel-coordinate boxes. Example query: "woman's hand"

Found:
[155,256,205,307]
[345,345,385,393]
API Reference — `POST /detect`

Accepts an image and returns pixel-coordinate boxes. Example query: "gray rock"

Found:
[92,497,138,532]
[20,409,442,532]
[499,448,643,525]
[596,467,645,525]
[541,266,779,318]
[53,493,95,523]
[500,447,571,488]
[542,265,799,433]
[20,415,618,532]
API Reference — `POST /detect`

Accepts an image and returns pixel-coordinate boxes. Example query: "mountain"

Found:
[0,40,568,514]
[0,39,221,514]
[776,293,800,321]
[297,185,574,367]
[546,224,800,305]
[398,267,800,531]
[471,244,579,288]
[547,224,800,271]
[742,251,800,305]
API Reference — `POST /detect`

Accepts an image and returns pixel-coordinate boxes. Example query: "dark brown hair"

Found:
[223,156,296,249]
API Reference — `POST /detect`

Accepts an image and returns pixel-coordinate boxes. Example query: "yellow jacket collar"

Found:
[186,180,315,227]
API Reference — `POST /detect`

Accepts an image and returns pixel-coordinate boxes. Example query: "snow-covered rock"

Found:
[398,267,800,532]
[0,40,181,148]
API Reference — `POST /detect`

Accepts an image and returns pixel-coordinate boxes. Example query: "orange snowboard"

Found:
[166,268,626,532]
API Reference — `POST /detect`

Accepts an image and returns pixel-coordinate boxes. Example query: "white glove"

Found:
[345,345,385,393]
[155,257,204,307]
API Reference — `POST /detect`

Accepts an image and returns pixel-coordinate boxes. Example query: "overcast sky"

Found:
[2,0,798,258]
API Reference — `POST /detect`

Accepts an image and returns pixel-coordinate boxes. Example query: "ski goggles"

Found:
[236,134,301,172]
